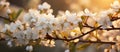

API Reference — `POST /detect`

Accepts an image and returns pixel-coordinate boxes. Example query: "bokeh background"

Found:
[0,0,120,52]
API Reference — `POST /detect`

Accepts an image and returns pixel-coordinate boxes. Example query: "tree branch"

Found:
[78,40,115,45]
[0,16,119,45]
[0,16,14,22]
[84,25,120,30]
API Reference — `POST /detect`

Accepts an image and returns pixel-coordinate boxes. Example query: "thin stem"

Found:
[0,16,14,22]
[78,40,115,45]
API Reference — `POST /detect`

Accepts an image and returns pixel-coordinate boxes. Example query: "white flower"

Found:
[1,24,9,32]
[7,41,13,47]
[7,8,11,14]
[65,10,82,25]
[1,23,18,33]
[0,0,10,6]
[15,20,22,26]
[65,49,69,52]
[77,11,84,17]
[38,2,51,10]
[24,27,39,40]
[23,13,31,23]
[9,22,18,32]
[111,0,120,11]
[29,9,40,18]
[84,8,96,17]
[13,31,30,45]
[26,45,33,52]
[15,20,24,30]
[23,9,40,23]
[107,8,115,14]
[97,11,112,29]
[65,10,77,22]
[31,18,36,22]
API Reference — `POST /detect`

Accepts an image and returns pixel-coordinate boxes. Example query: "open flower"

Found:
[23,9,40,23]
[7,40,13,47]
[38,2,51,10]
[1,24,9,32]
[111,0,120,11]
[24,27,39,40]
[65,10,82,25]
[26,45,33,52]
[97,11,112,29]
[84,8,96,17]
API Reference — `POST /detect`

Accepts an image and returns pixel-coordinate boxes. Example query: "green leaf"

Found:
[78,22,83,29]
[81,16,85,20]
[9,9,23,21]
[69,42,76,52]
[77,43,90,50]
[78,22,83,34]
[4,20,10,23]
[14,9,23,20]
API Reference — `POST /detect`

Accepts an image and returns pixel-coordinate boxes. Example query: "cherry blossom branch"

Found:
[0,16,119,45]
[0,26,116,45]
[46,34,116,45]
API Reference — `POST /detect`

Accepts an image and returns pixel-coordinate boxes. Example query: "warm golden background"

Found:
[7,0,120,15]
[0,0,119,52]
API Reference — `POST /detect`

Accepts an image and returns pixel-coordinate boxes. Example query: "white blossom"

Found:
[9,22,18,32]
[6,8,11,14]
[1,24,9,32]
[26,45,33,52]
[38,2,51,10]
[84,8,96,17]
[0,0,9,6]
[24,27,39,40]
[111,0,120,11]
[97,11,112,29]
[65,49,69,52]
[7,40,13,47]
[65,10,82,25]
[23,9,40,23]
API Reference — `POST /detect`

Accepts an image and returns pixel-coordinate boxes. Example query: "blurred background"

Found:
[7,0,118,15]
[0,0,119,52]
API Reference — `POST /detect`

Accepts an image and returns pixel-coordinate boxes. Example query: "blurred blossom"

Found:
[26,45,33,52]
[111,0,120,11]
[38,2,51,10]
[7,40,13,47]
[65,49,69,52]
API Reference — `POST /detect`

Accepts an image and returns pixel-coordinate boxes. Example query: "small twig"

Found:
[111,17,120,21]
[84,25,120,30]
[46,34,115,45]
[78,40,116,45]
[70,26,102,40]
[0,16,14,22]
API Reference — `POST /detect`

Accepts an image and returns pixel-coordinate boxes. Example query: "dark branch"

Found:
[84,25,120,30]
[78,40,116,45]
[0,16,14,22]
[46,34,115,45]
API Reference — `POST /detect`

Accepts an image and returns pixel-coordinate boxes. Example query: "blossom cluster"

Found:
[0,0,120,52]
